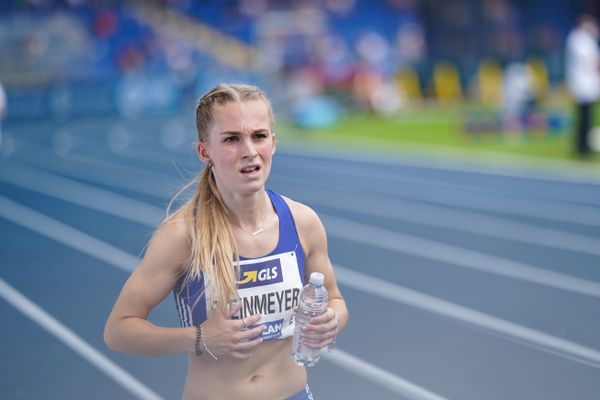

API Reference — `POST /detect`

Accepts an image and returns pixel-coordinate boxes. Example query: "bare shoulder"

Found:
[154,213,189,246]
[280,195,322,231]
[280,195,326,255]
[143,212,191,274]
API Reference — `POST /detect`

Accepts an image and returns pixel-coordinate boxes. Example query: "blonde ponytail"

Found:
[168,83,274,314]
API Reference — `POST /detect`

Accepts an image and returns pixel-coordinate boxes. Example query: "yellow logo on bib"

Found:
[238,270,258,284]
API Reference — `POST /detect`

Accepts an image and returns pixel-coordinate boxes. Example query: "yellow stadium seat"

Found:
[394,67,422,104]
[433,61,462,104]
[527,57,550,98]
[477,58,502,105]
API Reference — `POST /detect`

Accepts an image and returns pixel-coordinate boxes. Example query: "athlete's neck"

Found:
[222,190,273,234]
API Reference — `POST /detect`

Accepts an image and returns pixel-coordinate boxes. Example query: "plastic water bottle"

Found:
[291,272,328,367]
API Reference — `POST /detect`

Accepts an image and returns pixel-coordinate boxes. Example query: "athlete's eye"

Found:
[223,136,238,143]
[254,131,270,140]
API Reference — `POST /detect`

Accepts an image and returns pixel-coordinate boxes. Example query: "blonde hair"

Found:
[169,83,274,314]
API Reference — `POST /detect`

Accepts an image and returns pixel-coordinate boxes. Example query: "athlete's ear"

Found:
[271,133,277,155]
[197,141,210,165]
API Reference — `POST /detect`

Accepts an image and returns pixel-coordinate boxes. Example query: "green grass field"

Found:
[278,103,600,164]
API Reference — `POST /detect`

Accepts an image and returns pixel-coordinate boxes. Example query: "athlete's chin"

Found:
[237,179,267,195]
[239,172,269,189]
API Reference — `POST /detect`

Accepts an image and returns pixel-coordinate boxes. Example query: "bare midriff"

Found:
[182,338,306,400]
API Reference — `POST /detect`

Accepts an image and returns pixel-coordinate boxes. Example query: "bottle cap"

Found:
[309,272,324,286]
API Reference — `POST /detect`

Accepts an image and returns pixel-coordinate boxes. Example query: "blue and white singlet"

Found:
[174,190,306,341]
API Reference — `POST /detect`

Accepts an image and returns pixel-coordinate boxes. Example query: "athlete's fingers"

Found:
[301,328,335,343]
[225,300,243,318]
[237,313,262,330]
[309,308,336,325]
[237,323,265,341]
[227,336,262,358]
[233,335,263,351]
[303,319,336,334]
[305,309,337,333]
[301,329,336,349]
[303,323,333,334]
[303,338,331,350]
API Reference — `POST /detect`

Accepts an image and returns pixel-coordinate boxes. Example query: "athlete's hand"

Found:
[200,301,265,359]
[301,307,338,350]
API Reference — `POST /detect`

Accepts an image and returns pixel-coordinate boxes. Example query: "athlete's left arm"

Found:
[290,199,349,349]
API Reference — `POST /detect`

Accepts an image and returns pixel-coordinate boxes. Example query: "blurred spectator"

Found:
[565,14,600,156]
[353,31,401,114]
[0,80,5,118]
[501,62,535,134]
[394,22,426,67]
[0,0,598,123]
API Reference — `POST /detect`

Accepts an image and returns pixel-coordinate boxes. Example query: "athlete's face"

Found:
[197,100,276,196]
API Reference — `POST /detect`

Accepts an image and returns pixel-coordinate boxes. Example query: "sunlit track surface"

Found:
[1,115,600,400]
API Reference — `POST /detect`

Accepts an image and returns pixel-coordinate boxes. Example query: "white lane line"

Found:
[0,196,440,400]
[0,162,165,227]
[3,162,599,299]
[0,278,163,400]
[323,349,448,400]
[0,196,137,273]
[10,135,600,227]
[61,151,172,178]
[16,134,161,179]
[5,139,172,198]
[333,265,600,368]
[277,179,600,257]
[105,124,193,165]
[272,168,600,228]
[11,134,600,241]
[42,126,600,189]
[54,129,137,161]
[2,184,600,371]
[113,142,181,165]
[7,146,600,262]
[321,214,600,299]
[277,144,600,186]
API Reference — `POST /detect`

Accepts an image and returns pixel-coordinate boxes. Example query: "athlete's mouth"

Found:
[240,165,260,174]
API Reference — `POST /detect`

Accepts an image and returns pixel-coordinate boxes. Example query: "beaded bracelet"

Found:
[194,324,203,356]
[203,340,219,361]
[195,324,218,360]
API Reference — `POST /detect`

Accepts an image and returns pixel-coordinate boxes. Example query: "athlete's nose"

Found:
[240,136,258,159]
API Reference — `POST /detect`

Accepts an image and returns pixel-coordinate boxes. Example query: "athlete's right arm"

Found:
[103,216,265,358]
[103,217,196,356]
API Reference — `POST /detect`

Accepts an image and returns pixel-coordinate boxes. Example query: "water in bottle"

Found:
[291,272,328,367]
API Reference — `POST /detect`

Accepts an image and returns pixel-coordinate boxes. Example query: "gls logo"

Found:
[237,259,283,289]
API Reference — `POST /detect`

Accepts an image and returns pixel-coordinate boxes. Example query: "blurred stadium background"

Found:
[2,1,600,400]
[1,0,600,161]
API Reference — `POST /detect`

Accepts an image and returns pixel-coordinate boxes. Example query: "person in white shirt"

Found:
[0,81,6,147]
[566,14,600,156]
